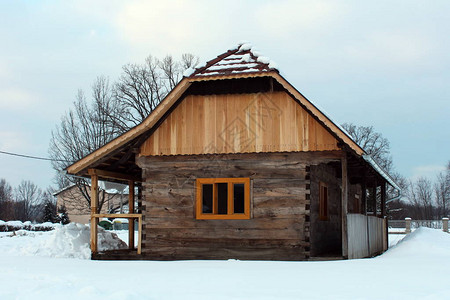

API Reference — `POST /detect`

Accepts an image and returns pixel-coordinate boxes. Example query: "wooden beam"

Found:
[128,180,135,250]
[341,155,349,259]
[92,213,142,255]
[372,186,377,215]
[92,213,142,218]
[381,182,388,251]
[137,214,142,255]
[381,182,386,217]
[362,171,367,215]
[90,174,99,254]
[188,71,276,82]
[88,168,140,182]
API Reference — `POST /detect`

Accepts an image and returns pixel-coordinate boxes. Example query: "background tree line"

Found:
[389,163,450,220]
[0,178,65,223]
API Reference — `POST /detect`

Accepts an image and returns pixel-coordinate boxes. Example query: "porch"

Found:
[88,169,143,259]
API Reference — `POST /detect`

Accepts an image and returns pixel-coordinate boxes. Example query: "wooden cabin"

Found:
[66,44,400,260]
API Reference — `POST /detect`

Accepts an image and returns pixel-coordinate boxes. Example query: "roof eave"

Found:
[362,155,402,191]
[270,72,366,157]
[66,78,193,176]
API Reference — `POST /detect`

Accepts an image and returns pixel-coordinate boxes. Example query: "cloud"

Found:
[410,165,446,181]
[115,0,224,56]
[0,131,27,152]
[254,0,343,39]
[0,61,11,81]
[345,30,435,68]
[0,88,40,111]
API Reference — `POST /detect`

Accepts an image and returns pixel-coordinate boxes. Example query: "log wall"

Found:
[309,163,342,257]
[136,151,342,260]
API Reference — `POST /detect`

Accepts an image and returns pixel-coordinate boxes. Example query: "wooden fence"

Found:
[388,217,449,234]
[347,214,387,259]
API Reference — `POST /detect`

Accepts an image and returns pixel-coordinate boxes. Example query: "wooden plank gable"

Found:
[140,91,340,156]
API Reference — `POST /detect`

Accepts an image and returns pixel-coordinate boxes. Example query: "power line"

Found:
[0,150,74,163]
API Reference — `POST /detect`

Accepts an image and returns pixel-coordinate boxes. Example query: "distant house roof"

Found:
[52,184,77,197]
[53,182,129,197]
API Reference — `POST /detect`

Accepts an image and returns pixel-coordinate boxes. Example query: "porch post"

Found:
[381,182,388,250]
[381,182,386,217]
[341,155,349,258]
[405,217,411,233]
[362,171,367,215]
[442,217,448,233]
[128,180,135,250]
[90,172,99,254]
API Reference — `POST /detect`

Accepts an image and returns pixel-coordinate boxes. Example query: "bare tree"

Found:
[341,122,403,211]
[112,56,165,131]
[0,178,14,220]
[181,53,200,70]
[49,77,122,212]
[14,180,43,221]
[111,53,198,131]
[341,123,393,171]
[407,177,435,220]
[435,162,450,218]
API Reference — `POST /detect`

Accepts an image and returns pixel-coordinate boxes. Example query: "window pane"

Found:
[217,183,228,214]
[202,184,213,213]
[233,183,245,214]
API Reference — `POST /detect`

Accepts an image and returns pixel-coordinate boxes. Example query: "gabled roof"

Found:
[67,43,366,177]
[188,43,278,78]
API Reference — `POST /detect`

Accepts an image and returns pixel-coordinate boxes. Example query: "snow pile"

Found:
[15,223,127,259]
[238,43,252,52]
[0,220,57,231]
[257,56,278,69]
[183,66,195,77]
[380,227,450,259]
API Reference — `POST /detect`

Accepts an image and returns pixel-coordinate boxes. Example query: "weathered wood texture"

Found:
[309,163,342,257]
[347,213,369,259]
[90,174,99,254]
[140,91,340,156]
[347,214,385,259]
[136,152,340,260]
[341,156,348,258]
[347,184,362,214]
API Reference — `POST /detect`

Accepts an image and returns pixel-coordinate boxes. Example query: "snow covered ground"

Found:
[0,226,448,300]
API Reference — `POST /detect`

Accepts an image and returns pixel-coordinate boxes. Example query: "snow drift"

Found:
[6,223,127,259]
[379,226,450,259]
[0,220,56,231]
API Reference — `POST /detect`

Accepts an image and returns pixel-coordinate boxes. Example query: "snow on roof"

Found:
[189,43,278,78]
[53,182,130,196]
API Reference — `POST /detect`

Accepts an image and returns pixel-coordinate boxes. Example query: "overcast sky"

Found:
[1,0,449,189]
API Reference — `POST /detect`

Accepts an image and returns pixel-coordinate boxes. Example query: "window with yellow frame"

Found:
[196,178,250,220]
